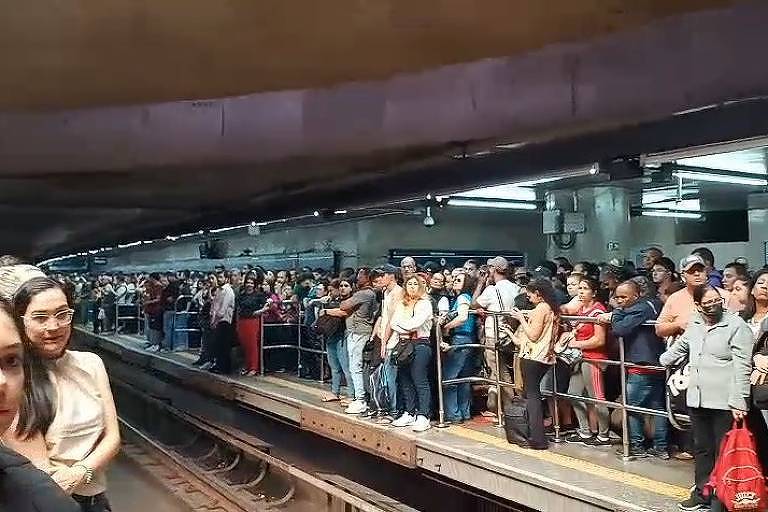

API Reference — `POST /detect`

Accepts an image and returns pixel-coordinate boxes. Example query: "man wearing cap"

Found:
[655,255,729,338]
[472,256,520,415]
[371,264,403,422]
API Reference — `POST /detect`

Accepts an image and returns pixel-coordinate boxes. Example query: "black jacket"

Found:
[0,446,79,512]
[611,297,664,365]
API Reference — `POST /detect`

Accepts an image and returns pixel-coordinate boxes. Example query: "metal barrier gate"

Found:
[115,293,142,335]
[259,312,327,383]
[171,295,201,351]
[435,310,688,460]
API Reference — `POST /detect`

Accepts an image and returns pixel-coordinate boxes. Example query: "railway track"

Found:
[114,377,415,512]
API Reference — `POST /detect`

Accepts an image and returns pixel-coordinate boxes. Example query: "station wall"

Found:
[545,186,766,269]
[102,208,546,271]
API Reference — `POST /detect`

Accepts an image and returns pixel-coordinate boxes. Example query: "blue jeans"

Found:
[346,332,368,400]
[398,343,433,418]
[626,372,669,450]
[441,335,475,421]
[172,313,189,351]
[161,311,175,350]
[326,332,352,397]
[384,350,399,414]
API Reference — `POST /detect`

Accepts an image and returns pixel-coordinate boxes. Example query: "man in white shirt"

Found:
[372,264,403,422]
[472,256,520,415]
[210,271,236,374]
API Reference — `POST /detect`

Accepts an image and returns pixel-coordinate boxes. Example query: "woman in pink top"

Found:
[565,277,611,446]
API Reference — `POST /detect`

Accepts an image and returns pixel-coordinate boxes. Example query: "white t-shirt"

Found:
[476,279,520,339]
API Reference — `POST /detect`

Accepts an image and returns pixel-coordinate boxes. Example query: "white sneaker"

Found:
[345,400,368,415]
[411,415,432,433]
[392,412,416,427]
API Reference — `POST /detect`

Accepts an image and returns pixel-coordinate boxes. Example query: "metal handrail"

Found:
[169,295,199,351]
[436,307,688,460]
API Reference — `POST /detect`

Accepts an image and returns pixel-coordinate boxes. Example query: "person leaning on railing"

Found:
[564,276,611,446]
[507,278,560,450]
[439,272,478,424]
[660,285,752,512]
[597,280,668,460]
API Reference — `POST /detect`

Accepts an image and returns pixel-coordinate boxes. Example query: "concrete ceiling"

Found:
[1,0,767,260]
[1,1,737,111]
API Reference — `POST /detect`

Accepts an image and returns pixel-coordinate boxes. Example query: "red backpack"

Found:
[705,420,767,511]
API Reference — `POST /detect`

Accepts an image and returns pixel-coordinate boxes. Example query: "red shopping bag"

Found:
[705,420,767,511]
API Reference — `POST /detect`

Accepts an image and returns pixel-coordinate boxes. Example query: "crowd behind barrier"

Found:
[48,246,768,511]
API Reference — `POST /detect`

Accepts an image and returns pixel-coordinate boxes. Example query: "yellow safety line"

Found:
[91,335,686,502]
[448,425,689,500]
[259,375,329,399]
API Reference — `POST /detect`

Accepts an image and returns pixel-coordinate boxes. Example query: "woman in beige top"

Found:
[508,278,560,450]
[5,277,120,512]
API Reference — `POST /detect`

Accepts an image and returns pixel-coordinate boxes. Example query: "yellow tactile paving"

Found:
[448,425,689,500]
[259,374,688,500]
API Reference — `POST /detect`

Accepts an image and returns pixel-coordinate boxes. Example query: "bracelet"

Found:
[73,463,94,485]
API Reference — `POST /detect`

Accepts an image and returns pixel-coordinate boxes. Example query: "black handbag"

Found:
[390,339,415,367]
[311,313,343,338]
[502,395,530,446]
[752,332,768,409]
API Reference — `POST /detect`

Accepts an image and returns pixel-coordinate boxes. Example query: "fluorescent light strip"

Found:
[641,210,702,219]
[447,198,537,210]
[452,184,537,202]
[210,224,249,234]
[672,170,767,186]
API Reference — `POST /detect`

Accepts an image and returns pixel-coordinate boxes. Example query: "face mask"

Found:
[700,302,724,320]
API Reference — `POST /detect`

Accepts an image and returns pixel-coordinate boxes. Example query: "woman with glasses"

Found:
[4,277,120,512]
[651,257,677,305]
[0,299,80,512]
[660,285,752,512]
[440,273,478,423]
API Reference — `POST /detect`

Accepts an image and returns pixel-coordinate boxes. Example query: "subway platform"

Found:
[76,327,691,512]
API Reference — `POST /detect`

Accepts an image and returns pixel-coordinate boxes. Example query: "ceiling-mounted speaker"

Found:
[603,157,644,181]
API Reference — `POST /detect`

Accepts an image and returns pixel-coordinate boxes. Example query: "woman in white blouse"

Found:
[5,277,120,512]
[390,274,434,433]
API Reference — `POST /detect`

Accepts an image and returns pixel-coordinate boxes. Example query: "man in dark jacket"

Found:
[599,280,668,459]
[0,445,80,512]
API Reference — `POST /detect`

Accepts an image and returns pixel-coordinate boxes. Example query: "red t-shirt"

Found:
[575,302,608,360]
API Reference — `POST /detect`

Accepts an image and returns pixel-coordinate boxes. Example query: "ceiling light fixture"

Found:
[641,209,702,219]
[210,224,248,234]
[334,210,347,215]
[672,170,767,186]
[446,198,537,210]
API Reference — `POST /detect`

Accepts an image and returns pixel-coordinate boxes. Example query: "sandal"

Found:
[322,394,341,403]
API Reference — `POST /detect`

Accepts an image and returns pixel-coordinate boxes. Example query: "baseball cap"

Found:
[486,256,509,272]
[374,263,400,275]
[679,254,706,272]
[532,266,553,279]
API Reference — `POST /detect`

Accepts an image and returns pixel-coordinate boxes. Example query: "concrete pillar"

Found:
[545,186,632,263]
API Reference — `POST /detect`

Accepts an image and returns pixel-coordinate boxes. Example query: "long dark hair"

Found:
[525,278,561,324]
[741,269,768,321]
[13,277,72,438]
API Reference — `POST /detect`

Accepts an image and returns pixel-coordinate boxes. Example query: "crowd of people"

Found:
[3,243,768,511]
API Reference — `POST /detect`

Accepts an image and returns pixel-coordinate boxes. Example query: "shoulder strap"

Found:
[494,286,506,311]
[645,300,659,317]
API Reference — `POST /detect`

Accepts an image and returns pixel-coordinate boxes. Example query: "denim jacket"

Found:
[660,311,753,411]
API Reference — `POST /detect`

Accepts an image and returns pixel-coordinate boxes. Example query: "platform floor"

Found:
[82,329,692,512]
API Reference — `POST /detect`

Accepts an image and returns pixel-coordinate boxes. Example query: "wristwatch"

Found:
[74,463,94,485]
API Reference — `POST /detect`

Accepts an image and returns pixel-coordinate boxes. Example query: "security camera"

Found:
[423,206,435,227]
